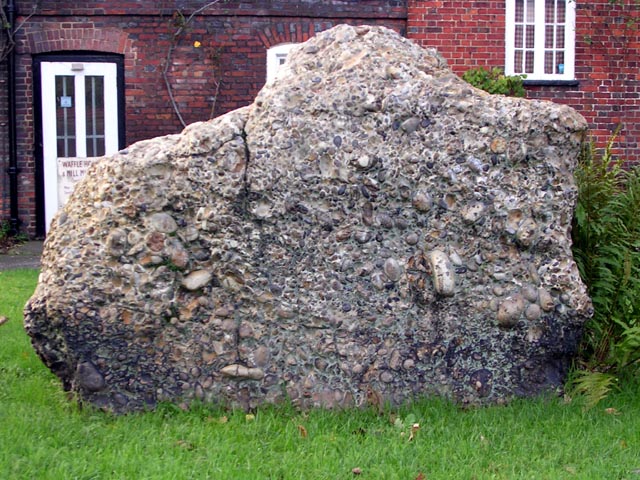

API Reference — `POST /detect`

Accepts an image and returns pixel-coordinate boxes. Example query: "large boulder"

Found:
[25,25,591,412]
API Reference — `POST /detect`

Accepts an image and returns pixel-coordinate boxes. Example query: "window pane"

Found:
[85,76,106,157]
[556,51,565,69]
[514,50,524,74]
[515,25,524,48]
[55,76,76,158]
[526,0,535,23]
[557,0,566,21]
[525,25,535,48]
[545,25,554,48]
[545,51,554,74]
[545,0,556,23]
[515,0,524,22]
[525,51,534,74]
[556,26,565,48]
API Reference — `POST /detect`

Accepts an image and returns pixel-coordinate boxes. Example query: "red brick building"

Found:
[408,0,639,164]
[1,1,638,237]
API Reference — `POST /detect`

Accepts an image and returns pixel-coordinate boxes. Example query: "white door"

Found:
[40,62,119,232]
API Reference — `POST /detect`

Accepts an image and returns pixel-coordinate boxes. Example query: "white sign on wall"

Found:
[56,157,98,206]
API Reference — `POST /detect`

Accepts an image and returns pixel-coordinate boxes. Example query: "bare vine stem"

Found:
[162,0,224,128]
[1,1,39,62]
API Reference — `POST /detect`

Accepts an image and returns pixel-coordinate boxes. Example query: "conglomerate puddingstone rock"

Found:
[25,25,592,412]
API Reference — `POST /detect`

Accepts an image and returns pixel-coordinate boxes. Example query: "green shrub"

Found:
[462,67,526,97]
[570,129,640,406]
[0,220,27,253]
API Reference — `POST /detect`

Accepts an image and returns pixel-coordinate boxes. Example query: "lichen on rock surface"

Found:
[25,25,591,412]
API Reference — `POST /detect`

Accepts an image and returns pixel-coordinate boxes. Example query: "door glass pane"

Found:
[56,76,76,157]
[85,75,106,157]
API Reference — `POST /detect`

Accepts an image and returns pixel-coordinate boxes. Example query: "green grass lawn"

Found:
[1,268,639,479]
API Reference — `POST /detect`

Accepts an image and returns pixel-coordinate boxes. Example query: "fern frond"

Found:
[570,128,640,402]
[569,370,617,410]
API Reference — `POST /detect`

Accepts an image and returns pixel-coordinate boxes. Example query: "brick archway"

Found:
[25,26,133,55]
[257,22,335,49]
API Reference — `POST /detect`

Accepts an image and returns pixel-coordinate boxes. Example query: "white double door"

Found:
[40,62,119,232]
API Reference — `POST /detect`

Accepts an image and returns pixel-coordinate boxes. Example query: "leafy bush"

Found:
[0,220,27,253]
[462,67,526,97]
[570,130,640,406]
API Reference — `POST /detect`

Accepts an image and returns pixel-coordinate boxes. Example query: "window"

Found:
[266,43,298,83]
[505,0,576,80]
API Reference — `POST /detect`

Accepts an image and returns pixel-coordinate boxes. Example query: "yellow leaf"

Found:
[297,424,308,438]
[193,40,202,48]
[218,415,228,424]
[605,407,621,415]
[245,413,255,422]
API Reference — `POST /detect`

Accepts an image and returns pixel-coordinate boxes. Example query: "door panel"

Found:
[40,62,119,232]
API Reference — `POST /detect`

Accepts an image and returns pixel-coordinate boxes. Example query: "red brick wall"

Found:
[407,0,640,164]
[528,1,640,165]
[4,1,638,236]
[3,1,406,236]
[408,0,506,71]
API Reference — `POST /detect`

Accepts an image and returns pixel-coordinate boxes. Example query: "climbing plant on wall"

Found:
[163,0,226,127]
[0,1,38,62]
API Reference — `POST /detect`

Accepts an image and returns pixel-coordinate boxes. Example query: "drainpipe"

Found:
[5,0,20,235]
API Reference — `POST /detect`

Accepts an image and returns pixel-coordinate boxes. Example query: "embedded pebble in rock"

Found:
[412,192,433,212]
[181,270,212,291]
[522,284,539,303]
[25,25,592,413]
[405,233,419,245]
[461,202,486,224]
[383,258,403,282]
[516,218,539,248]
[525,303,542,321]
[427,250,456,297]
[497,294,526,328]
[147,212,178,234]
[538,288,556,311]
[220,364,265,381]
[77,361,106,392]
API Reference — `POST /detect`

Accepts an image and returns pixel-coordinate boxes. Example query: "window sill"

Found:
[523,79,579,87]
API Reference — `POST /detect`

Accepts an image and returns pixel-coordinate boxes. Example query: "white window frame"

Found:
[505,0,576,81]
[266,43,298,83]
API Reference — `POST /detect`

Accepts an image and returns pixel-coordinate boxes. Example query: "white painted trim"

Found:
[505,0,576,81]
[505,0,516,77]
[266,43,298,83]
